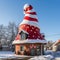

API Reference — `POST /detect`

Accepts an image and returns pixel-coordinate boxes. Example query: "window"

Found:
[21,33,26,40]
[20,46,24,51]
[19,31,28,40]
[30,48,36,56]
[36,45,41,55]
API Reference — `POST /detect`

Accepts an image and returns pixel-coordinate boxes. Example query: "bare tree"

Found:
[7,22,18,44]
[0,25,6,40]
[0,22,18,47]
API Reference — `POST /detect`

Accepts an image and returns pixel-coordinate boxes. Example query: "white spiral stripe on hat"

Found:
[25,14,38,19]
[20,20,40,28]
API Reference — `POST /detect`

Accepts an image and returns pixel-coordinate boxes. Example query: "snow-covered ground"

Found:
[0,51,32,59]
[29,55,54,60]
[0,50,60,60]
[29,50,60,60]
[45,50,60,57]
[0,51,15,59]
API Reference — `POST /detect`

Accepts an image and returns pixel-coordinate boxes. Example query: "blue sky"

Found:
[0,0,60,41]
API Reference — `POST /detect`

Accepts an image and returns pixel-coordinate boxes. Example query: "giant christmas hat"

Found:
[13,4,47,44]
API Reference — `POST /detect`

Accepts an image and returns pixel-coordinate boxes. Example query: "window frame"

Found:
[19,31,28,40]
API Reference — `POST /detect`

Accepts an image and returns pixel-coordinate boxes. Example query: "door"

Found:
[30,48,36,56]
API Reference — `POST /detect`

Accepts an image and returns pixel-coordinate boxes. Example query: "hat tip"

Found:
[24,3,32,10]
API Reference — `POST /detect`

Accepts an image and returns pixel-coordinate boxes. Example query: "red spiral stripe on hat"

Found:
[26,12,36,15]
[24,16,38,22]
[23,4,38,22]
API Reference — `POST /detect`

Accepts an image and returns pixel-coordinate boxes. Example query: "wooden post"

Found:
[41,43,44,55]
[41,44,42,55]
[42,44,44,55]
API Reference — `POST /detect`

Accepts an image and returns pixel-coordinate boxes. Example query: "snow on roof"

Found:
[19,29,29,34]
[53,39,60,46]
[12,39,47,44]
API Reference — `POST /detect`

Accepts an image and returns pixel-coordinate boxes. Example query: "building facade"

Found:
[53,40,60,51]
[12,4,47,56]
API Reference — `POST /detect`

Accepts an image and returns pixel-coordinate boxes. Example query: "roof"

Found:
[12,39,47,44]
[53,39,60,46]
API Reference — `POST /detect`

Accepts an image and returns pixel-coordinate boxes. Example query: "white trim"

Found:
[20,20,40,28]
[25,14,38,19]
[12,39,47,44]
[19,29,29,34]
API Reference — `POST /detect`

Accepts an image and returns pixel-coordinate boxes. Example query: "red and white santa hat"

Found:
[19,4,43,40]
[20,4,39,29]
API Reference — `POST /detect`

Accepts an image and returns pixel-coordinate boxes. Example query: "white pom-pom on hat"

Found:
[24,3,30,10]
[23,4,33,14]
